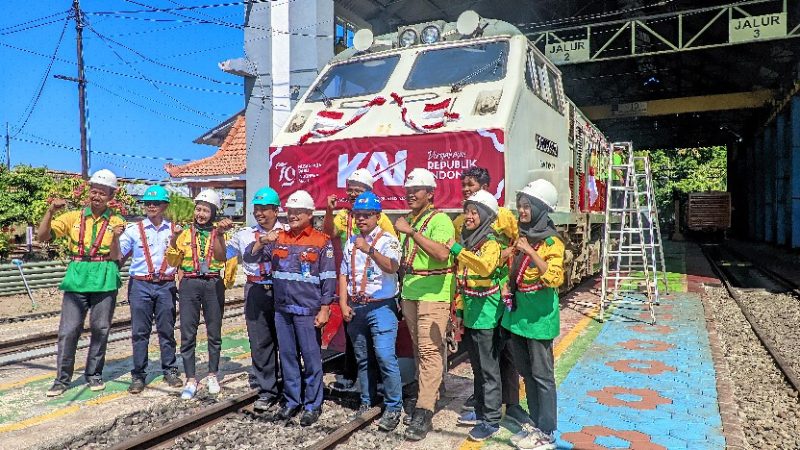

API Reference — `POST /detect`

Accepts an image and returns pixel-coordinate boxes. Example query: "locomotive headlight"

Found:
[399,29,418,47]
[421,25,440,44]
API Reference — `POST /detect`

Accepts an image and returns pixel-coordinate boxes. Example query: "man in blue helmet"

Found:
[338,192,403,431]
[119,185,183,394]
[226,187,288,412]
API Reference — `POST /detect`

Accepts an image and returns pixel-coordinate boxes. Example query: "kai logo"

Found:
[338,150,407,188]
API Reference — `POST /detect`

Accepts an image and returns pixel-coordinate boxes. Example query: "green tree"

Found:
[164,193,195,225]
[0,166,56,228]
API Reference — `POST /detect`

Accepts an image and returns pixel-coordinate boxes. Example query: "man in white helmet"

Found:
[322,168,396,392]
[394,168,456,441]
[252,189,336,426]
[36,169,127,397]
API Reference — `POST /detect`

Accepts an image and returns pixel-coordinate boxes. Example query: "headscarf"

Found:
[459,200,497,250]
[193,200,218,233]
[509,192,558,294]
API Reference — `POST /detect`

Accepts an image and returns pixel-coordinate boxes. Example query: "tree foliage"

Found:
[638,146,727,221]
[164,193,195,225]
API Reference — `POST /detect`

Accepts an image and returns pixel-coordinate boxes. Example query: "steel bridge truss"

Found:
[529,0,800,65]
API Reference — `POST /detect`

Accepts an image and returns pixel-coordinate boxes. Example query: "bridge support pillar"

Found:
[790,96,800,248]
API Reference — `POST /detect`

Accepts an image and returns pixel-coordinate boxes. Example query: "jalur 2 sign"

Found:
[269,129,506,210]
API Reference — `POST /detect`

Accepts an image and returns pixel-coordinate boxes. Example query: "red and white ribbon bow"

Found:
[298,96,387,145]
[390,93,460,133]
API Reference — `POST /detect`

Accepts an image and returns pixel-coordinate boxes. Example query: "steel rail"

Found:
[701,244,800,394]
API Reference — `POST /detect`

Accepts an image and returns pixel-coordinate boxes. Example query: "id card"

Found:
[199,261,210,275]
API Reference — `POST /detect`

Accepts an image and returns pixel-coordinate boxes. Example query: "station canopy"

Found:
[343,0,800,148]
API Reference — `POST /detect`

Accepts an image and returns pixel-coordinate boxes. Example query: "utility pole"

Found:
[73,0,89,179]
[5,122,10,170]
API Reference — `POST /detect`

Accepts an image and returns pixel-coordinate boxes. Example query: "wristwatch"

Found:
[367,247,375,256]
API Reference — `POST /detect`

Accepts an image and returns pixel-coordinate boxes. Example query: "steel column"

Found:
[764,125,775,243]
[791,96,800,248]
[776,111,788,245]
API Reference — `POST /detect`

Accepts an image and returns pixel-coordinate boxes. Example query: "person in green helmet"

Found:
[118,185,183,394]
[225,187,287,413]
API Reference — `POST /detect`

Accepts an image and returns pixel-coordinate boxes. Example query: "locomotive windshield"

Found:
[404,40,509,90]
[307,55,400,102]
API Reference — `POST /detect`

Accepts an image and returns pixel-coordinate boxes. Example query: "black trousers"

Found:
[179,277,224,379]
[465,327,503,426]
[510,334,557,433]
[244,282,280,402]
[500,330,520,405]
[55,291,117,384]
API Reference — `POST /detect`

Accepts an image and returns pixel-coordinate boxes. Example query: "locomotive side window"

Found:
[307,55,400,102]
[404,40,509,90]
[546,67,564,114]
[524,47,541,96]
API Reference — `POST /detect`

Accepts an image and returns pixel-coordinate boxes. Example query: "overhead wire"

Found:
[11,14,70,138]
[15,133,194,162]
[0,41,244,95]
[0,17,70,35]
[0,9,71,33]
[89,81,214,128]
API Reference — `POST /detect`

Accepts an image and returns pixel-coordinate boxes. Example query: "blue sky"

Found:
[1,1,246,181]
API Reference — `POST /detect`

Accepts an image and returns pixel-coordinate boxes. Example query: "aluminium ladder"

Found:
[599,142,658,324]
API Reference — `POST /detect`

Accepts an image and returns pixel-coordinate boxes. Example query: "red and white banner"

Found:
[298,96,387,145]
[391,93,460,133]
[270,129,506,210]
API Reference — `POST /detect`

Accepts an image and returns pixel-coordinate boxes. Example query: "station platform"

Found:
[0,241,740,450]
[400,241,738,450]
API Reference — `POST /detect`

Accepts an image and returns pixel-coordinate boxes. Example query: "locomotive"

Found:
[267,11,613,350]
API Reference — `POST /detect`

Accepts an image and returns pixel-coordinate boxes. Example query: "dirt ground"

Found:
[0,284,131,319]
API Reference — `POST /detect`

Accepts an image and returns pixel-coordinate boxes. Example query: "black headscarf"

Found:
[509,192,558,294]
[459,200,497,250]
[194,200,218,232]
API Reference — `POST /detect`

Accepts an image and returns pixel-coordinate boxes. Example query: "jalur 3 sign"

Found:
[268,129,506,210]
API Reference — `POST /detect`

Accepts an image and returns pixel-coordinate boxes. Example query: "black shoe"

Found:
[377,409,402,432]
[299,408,322,426]
[253,398,278,413]
[404,408,434,441]
[88,378,105,392]
[352,403,371,419]
[402,398,417,425]
[128,378,145,394]
[164,372,183,388]
[274,405,301,421]
[462,394,475,412]
[46,382,68,397]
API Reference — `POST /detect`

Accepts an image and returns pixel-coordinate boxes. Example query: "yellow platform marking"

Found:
[456,308,598,450]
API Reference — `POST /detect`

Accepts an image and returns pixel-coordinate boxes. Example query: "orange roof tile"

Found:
[165,115,246,178]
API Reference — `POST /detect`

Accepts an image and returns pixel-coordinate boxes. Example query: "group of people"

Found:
[37,165,565,450]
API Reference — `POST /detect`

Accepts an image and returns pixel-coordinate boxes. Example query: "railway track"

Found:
[0,299,132,325]
[0,297,246,365]
[701,243,800,393]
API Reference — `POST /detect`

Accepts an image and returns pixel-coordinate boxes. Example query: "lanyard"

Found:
[138,221,172,277]
[253,229,269,277]
[346,211,355,241]
[401,207,438,268]
[509,242,542,287]
[78,213,110,258]
[190,226,217,272]
[350,230,384,296]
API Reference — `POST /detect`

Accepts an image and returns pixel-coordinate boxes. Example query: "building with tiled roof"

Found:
[164,113,246,191]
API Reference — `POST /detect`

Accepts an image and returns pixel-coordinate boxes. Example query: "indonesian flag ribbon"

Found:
[390,92,460,133]
[298,96,387,145]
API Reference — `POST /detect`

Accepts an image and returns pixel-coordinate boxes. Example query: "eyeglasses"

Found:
[353,212,376,219]
[142,201,167,207]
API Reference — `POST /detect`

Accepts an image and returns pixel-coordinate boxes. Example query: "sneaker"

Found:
[352,403,371,419]
[377,409,402,432]
[469,422,500,442]
[46,382,68,397]
[516,428,555,450]
[253,398,278,413]
[206,375,220,395]
[181,381,198,400]
[403,408,434,441]
[457,410,479,426]
[128,378,146,394]
[164,372,183,388]
[461,394,475,412]
[511,423,538,446]
[504,404,533,427]
[88,378,105,392]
